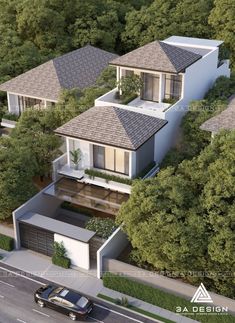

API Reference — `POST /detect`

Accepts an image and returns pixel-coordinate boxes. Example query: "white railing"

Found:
[95,88,171,119]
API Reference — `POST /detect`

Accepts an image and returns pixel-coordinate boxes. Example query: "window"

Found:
[141,73,159,102]
[93,145,105,169]
[18,96,43,113]
[49,296,62,305]
[164,75,182,100]
[93,145,129,175]
[61,299,74,308]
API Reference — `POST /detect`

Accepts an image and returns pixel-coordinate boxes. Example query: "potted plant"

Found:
[70,148,82,170]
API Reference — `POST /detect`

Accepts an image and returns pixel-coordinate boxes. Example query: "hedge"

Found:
[102,273,235,323]
[85,169,132,185]
[0,234,14,251]
[52,255,70,269]
[61,201,94,217]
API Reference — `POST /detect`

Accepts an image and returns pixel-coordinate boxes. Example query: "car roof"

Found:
[59,288,82,304]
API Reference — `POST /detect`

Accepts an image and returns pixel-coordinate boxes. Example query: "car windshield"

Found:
[76,296,89,308]
[49,286,63,297]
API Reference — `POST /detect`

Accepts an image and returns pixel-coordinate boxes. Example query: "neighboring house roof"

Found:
[0,45,118,102]
[55,106,168,150]
[200,95,235,133]
[110,41,201,73]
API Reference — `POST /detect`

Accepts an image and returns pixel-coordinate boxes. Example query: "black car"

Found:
[34,285,93,320]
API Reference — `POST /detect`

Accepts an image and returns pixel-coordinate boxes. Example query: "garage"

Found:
[17,212,96,269]
[19,222,54,256]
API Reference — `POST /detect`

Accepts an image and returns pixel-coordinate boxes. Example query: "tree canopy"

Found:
[117,130,235,297]
[0,0,234,87]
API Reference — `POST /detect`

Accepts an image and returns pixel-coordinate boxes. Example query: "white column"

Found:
[129,151,136,178]
[66,137,70,166]
[159,73,165,103]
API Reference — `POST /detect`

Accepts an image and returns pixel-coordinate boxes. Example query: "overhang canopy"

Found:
[19,212,96,243]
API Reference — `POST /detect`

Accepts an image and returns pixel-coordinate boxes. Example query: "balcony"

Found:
[95,88,171,119]
[45,177,129,216]
[52,153,131,194]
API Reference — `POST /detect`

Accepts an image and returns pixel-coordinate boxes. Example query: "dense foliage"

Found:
[0,76,112,220]
[0,0,233,87]
[161,75,235,168]
[117,130,235,297]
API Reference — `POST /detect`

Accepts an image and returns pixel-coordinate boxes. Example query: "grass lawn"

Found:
[98,293,174,323]
[103,273,235,323]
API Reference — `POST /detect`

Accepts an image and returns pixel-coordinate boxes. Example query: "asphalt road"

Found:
[0,263,155,323]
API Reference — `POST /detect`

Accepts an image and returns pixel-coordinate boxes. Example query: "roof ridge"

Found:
[160,41,202,71]
[113,107,136,149]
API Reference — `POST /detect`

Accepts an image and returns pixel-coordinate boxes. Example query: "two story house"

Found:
[12,36,230,276]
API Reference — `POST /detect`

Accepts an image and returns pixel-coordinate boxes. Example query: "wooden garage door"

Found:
[19,223,54,256]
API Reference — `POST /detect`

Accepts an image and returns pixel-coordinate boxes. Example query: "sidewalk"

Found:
[0,248,198,323]
[0,223,14,238]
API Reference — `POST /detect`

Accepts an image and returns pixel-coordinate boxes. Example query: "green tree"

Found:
[117,130,235,297]
[209,0,235,66]
[0,139,37,220]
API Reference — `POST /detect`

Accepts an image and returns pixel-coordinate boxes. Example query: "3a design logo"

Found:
[191,283,213,303]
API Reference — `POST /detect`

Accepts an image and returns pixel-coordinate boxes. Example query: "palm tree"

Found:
[70,148,82,170]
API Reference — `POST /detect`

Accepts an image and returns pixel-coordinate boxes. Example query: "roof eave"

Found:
[55,120,168,151]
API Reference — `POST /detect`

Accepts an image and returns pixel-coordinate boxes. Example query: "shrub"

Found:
[85,169,132,185]
[2,112,19,121]
[102,273,235,323]
[115,296,129,307]
[52,241,70,269]
[85,217,117,239]
[0,234,14,251]
[52,255,70,269]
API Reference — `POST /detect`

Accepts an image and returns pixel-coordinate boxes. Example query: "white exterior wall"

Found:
[153,48,230,162]
[183,48,230,103]
[54,233,90,270]
[8,93,19,115]
[97,226,129,278]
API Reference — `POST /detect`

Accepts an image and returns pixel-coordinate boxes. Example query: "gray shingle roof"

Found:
[200,95,235,133]
[55,106,167,150]
[0,45,118,102]
[110,41,201,73]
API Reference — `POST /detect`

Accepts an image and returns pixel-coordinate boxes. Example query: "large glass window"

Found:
[93,145,129,175]
[141,73,159,102]
[164,75,182,100]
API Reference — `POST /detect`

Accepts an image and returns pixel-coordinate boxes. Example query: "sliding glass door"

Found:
[93,145,129,175]
[141,73,159,102]
[164,75,182,100]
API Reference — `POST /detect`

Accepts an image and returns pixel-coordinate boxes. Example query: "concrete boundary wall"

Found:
[12,183,62,249]
[97,227,129,279]
[104,258,235,314]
